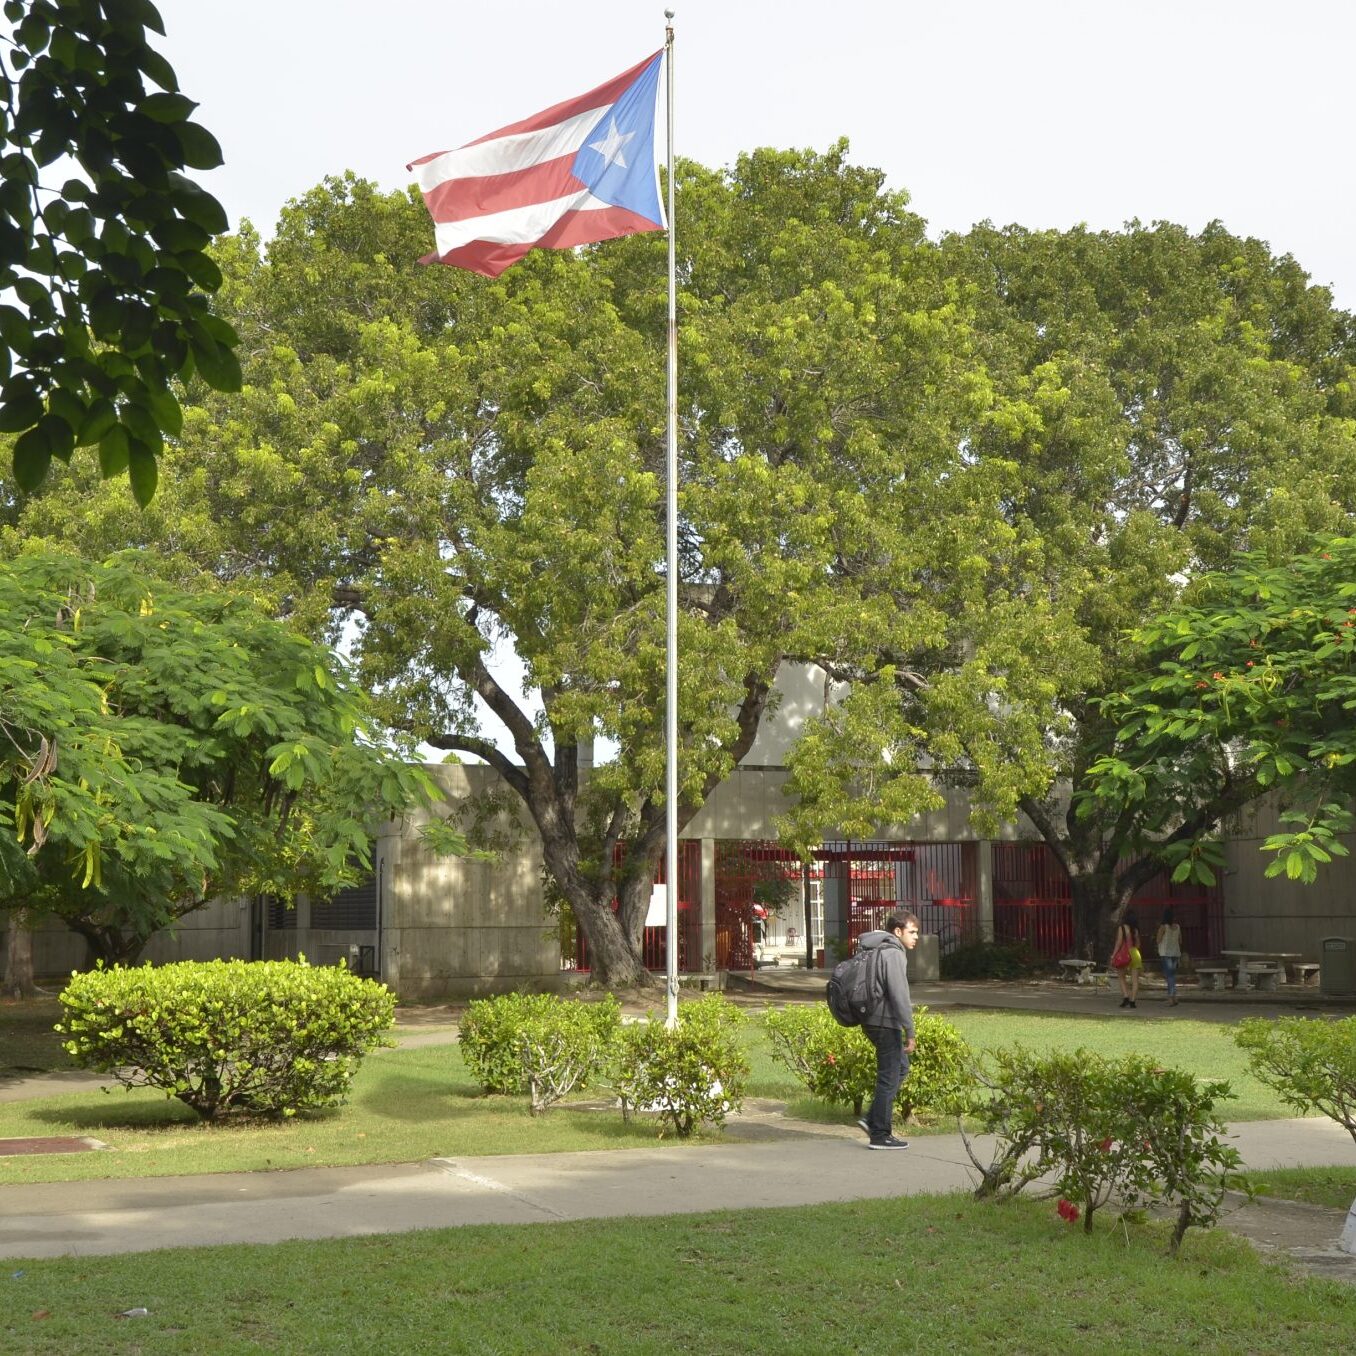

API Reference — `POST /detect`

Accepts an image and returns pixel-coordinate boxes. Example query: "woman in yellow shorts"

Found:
[1111,908,1142,1009]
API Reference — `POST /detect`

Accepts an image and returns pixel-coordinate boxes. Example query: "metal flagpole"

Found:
[664,11,679,1029]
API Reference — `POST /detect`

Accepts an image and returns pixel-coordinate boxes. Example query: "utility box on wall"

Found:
[1319,936,1356,996]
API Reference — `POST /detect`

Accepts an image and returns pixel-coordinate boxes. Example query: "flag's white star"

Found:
[588,116,634,170]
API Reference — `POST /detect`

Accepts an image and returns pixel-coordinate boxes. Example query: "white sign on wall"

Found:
[646,884,668,928]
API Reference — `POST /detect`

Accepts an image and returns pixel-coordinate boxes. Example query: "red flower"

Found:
[825,1053,837,1066]
[1212,672,1224,680]
[1099,1137,1114,1153]
[1057,1198,1080,1223]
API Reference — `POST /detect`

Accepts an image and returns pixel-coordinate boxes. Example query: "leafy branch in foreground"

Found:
[0,0,239,503]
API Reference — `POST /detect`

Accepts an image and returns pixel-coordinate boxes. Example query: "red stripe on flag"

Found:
[458,50,662,150]
[422,205,663,277]
[421,153,584,225]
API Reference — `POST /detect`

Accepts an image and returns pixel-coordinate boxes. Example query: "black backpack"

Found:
[825,944,881,1027]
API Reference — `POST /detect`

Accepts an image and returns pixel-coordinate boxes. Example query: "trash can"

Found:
[910,932,940,983]
[1319,936,1356,997]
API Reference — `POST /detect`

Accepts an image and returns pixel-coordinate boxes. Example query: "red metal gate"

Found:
[991,843,1224,960]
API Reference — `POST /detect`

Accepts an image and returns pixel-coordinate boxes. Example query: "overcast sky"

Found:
[160,0,1356,308]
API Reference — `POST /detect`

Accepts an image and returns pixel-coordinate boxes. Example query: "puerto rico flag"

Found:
[408,51,666,277]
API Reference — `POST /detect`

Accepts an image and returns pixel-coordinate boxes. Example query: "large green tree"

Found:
[0,0,239,504]
[0,546,445,990]
[782,221,1356,953]
[1084,534,1356,887]
[11,150,1065,987]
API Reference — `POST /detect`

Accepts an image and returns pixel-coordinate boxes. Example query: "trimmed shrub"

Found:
[613,994,749,1138]
[763,1003,973,1122]
[764,1005,877,1114]
[940,941,1041,980]
[519,996,622,1115]
[459,992,560,1094]
[1235,1016,1356,1145]
[898,1009,974,1122]
[57,959,394,1121]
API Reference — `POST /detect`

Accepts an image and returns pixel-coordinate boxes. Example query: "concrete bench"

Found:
[1088,971,1114,989]
[1195,966,1232,991]
[1241,963,1282,993]
[1058,958,1096,983]
[679,972,724,992]
[1290,962,1321,986]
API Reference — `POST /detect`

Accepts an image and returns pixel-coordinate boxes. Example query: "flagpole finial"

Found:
[665,9,674,20]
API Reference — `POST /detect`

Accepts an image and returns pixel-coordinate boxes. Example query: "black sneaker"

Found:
[867,1135,910,1150]
[856,1117,871,1136]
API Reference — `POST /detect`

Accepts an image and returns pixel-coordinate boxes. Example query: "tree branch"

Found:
[425,733,529,798]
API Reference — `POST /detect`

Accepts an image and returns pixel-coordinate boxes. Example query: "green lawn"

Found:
[1248,1167,1356,1212]
[0,1043,688,1185]
[0,998,71,1075]
[5,1193,1355,1354]
[0,1005,1320,1186]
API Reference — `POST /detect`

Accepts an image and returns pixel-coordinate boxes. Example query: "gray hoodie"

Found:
[857,929,914,1038]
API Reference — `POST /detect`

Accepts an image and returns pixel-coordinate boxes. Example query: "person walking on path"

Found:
[1112,909,1143,1009]
[1156,907,1182,1006]
[856,912,919,1149]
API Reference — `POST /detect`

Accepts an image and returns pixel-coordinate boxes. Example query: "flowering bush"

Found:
[963,1045,1241,1251]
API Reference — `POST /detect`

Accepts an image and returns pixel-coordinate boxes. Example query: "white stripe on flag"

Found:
[412,106,607,193]
[431,188,611,253]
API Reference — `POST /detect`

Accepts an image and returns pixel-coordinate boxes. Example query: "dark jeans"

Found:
[863,1024,911,1139]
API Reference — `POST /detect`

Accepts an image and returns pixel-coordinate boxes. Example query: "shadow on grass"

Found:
[24,1093,343,1133]
[354,1071,473,1122]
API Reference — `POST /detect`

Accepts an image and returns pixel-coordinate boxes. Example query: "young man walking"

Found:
[856,912,919,1149]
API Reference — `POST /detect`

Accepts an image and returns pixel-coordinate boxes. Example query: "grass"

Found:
[1248,1166,1356,1211]
[0,1043,689,1186]
[0,1001,1325,1187]
[0,998,73,1075]
[5,1192,1355,1354]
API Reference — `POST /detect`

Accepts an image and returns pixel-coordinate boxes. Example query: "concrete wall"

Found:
[1224,797,1356,959]
[377,763,564,1001]
[687,766,1048,844]
[29,895,252,978]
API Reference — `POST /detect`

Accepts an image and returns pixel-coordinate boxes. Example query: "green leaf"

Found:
[191,335,243,393]
[78,397,119,446]
[98,424,131,477]
[128,440,159,507]
[12,425,51,490]
[0,389,44,432]
[140,92,199,123]
[174,122,225,172]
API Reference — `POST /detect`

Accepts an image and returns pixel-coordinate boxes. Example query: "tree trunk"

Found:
[3,908,39,998]
[1069,870,1125,964]
[64,918,150,969]
[569,881,655,989]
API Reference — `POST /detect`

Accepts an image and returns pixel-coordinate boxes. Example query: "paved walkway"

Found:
[2,1109,1353,1266]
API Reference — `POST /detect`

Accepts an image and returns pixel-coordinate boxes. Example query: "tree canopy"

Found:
[782,219,1356,949]
[12,154,1356,972]
[0,0,239,505]
[1084,534,1356,888]
[9,150,1069,985]
[0,546,446,972]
